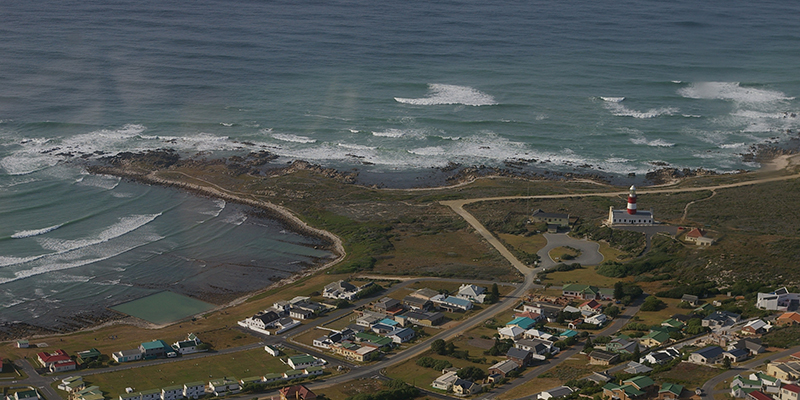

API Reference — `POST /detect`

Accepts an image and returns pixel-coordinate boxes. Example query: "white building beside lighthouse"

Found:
[607,185,654,226]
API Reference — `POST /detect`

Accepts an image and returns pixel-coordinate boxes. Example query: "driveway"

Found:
[537,233,604,268]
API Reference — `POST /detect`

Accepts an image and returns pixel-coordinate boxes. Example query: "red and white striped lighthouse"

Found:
[627,185,637,215]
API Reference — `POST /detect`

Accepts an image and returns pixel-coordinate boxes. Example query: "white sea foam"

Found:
[337,143,376,151]
[603,101,678,119]
[12,224,62,239]
[719,143,746,149]
[600,97,625,103]
[630,137,675,147]
[37,213,161,252]
[678,82,793,103]
[407,146,446,156]
[222,211,247,226]
[394,84,497,106]
[272,133,316,144]
[220,123,234,127]
[76,175,121,190]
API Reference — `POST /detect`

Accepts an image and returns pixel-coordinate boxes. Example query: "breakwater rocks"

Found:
[644,167,720,185]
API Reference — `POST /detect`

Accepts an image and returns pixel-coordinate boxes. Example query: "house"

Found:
[639,330,671,348]
[516,339,555,356]
[173,339,201,355]
[264,345,281,357]
[76,348,102,365]
[607,337,639,354]
[209,377,240,396]
[777,312,800,326]
[681,294,700,306]
[373,297,403,314]
[183,382,206,399]
[589,350,619,366]
[452,379,481,395]
[402,295,432,311]
[355,332,393,349]
[120,393,140,400]
[585,314,608,326]
[641,348,679,365]
[283,370,305,380]
[758,288,800,311]
[684,228,714,246]
[624,362,653,374]
[261,373,282,384]
[782,385,800,400]
[749,372,781,394]
[525,329,555,342]
[387,327,415,344]
[37,349,70,368]
[113,349,143,363]
[724,349,751,363]
[488,359,519,378]
[432,371,459,391]
[498,325,526,340]
[279,385,317,400]
[432,295,473,312]
[162,385,184,400]
[750,392,774,400]
[531,209,570,228]
[623,376,656,394]
[356,310,386,327]
[58,377,86,393]
[604,382,646,400]
[139,389,161,400]
[767,362,800,382]
[139,340,173,359]
[507,316,538,330]
[690,346,724,364]
[538,386,574,400]
[580,299,603,314]
[703,311,741,329]
[304,366,324,377]
[524,302,563,322]
[457,284,487,303]
[323,280,358,301]
[732,338,767,356]
[50,360,77,373]
[332,342,380,362]
[395,310,445,327]
[76,386,104,400]
[410,288,440,301]
[9,390,39,400]
[658,383,684,400]
[731,374,768,398]
[287,354,321,370]
[507,347,534,367]
[661,318,685,330]
[742,320,771,335]
[289,307,314,320]
[586,372,613,385]
[16,339,29,348]
[562,284,602,300]
[243,311,281,330]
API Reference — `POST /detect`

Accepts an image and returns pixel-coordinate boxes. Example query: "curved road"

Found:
[537,233,604,269]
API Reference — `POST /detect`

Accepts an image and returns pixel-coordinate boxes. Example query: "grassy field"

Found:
[539,266,629,288]
[498,233,548,254]
[81,347,312,398]
[651,361,722,390]
[495,377,564,400]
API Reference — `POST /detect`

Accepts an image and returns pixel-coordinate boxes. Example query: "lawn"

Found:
[82,347,308,398]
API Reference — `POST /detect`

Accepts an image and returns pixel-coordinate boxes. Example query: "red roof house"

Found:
[37,350,70,368]
[279,385,317,400]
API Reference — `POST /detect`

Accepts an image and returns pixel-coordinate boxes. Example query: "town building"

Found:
[690,346,724,365]
[278,385,316,400]
[538,386,574,400]
[758,288,800,311]
[112,349,142,363]
[531,209,570,230]
[488,359,518,378]
[323,280,358,301]
[183,382,206,399]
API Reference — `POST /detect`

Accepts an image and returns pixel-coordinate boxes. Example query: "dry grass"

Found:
[651,361,722,389]
[498,233,548,254]
[495,377,564,400]
[540,266,630,288]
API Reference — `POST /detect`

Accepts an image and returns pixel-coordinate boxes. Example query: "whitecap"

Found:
[630,137,675,147]
[678,82,793,103]
[600,97,625,103]
[12,224,62,239]
[603,101,678,119]
[718,143,746,149]
[220,123,234,127]
[394,84,497,106]
[222,211,247,226]
[407,147,446,156]
[272,133,317,144]
[337,143,375,151]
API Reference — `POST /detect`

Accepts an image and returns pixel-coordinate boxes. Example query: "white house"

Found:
[456,284,486,304]
[585,314,608,326]
[538,386,574,400]
[757,288,800,311]
[498,325,525,340]
[323,280,359,300]
[432,371,459,391]
[183,382,205,400]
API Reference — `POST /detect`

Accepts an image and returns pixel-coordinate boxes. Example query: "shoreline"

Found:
[4,149,797,340]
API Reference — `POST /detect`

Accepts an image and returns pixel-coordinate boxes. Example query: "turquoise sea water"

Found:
[1,0,799,328]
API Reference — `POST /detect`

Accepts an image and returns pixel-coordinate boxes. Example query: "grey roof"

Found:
[489,359,518,374]
[326,280,356,292]
[590,350,618,361]
[507,347,531,360]
[725,349,749,358]
[694,346,724,359]
[543,386,574,398]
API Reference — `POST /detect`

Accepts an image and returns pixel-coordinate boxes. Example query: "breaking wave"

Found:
[12,224,62,239]
[394,84,497,106]
[678,82,793,103]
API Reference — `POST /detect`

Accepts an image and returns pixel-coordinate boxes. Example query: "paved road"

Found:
[702,346,800,398]
[537,233,604,268]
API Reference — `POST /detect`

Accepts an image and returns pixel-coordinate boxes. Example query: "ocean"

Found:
[1,0,799,329]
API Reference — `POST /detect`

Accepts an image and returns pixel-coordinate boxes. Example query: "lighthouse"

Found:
[627,185,637,215]
[607,185,654,226]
